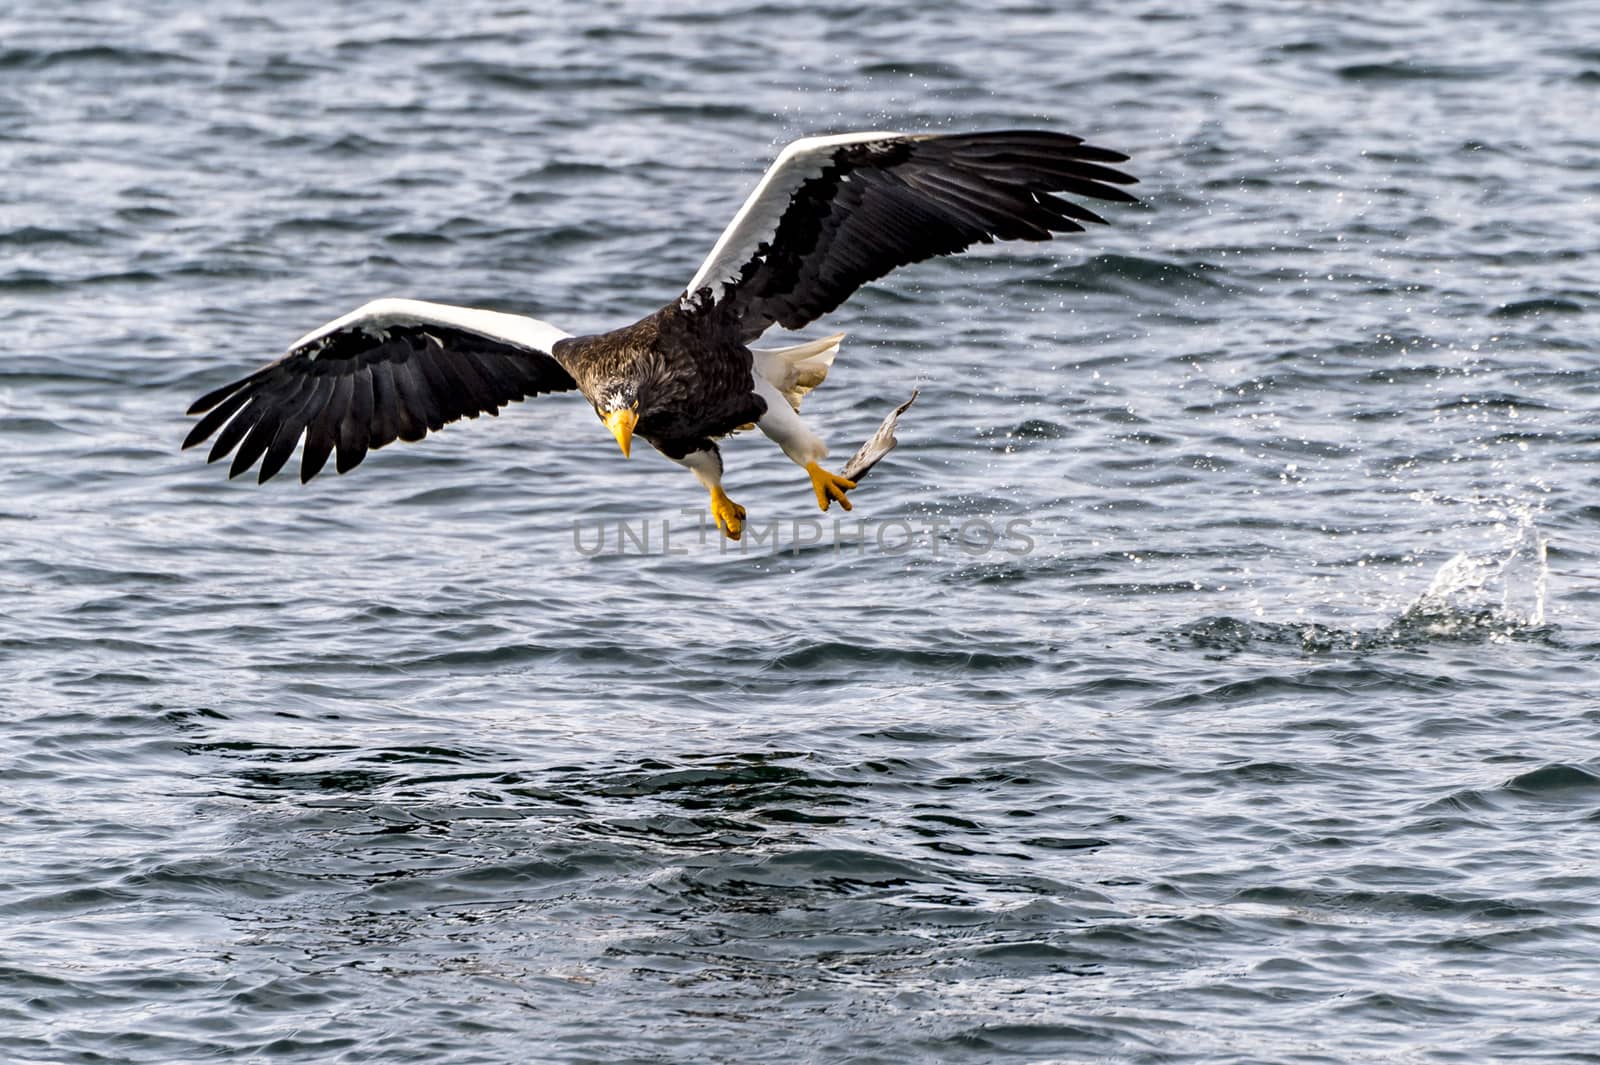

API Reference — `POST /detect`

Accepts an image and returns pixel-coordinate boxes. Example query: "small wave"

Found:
[391,642,572,669]
[858,60,967,79]
[1490,297,1586,318]
[1411,765,1600,816]
[751,848,946,884]
[1232,884,1550,920]
[635,101,768,121]
[441,61,659,93]
[1331,990,1470,1021]
[363,856,611,901]
[1336,61,1499,82]
[516,161,622,182]
[0,273,60,293]
[1502,763,1600,800]
[1431,391,1554,413]
[0,225,112,247]
[119,857,316,902]
[1166,611,1552,658]
[935,1021,1124,1053]
[1030,253,1233,297]
[768,640,1037,672]
[0,45,201,71]
[592,762,819,799]
[1004,418,1070,440]
[0,885,140,918]
[235,766,397,793]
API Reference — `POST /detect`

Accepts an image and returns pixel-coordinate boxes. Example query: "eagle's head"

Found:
[595,385,641,458]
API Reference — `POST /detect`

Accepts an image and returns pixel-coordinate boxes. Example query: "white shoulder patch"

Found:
[289,297,571,358]
[682,131,903,308]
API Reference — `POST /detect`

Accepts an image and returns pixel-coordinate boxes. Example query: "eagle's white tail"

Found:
[752,333,843,412]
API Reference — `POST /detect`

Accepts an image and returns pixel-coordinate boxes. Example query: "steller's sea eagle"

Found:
[184,130,1137,539]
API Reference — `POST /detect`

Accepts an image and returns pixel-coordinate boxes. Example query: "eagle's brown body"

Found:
[551,303,766,461]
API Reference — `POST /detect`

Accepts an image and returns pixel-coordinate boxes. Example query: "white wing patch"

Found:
[681,131,903,308]
[291,297,571,359]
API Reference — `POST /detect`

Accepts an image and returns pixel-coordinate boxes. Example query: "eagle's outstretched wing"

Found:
[183,298,576,483]
[682,130,1138,342]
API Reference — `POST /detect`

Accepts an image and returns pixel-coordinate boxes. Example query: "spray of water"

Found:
[1170,510,1552,656]
[1401,511,1548,635]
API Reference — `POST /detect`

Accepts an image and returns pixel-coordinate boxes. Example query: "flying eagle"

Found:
[184,130,1137,539]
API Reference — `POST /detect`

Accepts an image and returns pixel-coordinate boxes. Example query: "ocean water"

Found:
[4,1,1599,1062]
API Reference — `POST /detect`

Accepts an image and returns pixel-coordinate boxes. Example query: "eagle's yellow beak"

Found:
[602,405,638,458]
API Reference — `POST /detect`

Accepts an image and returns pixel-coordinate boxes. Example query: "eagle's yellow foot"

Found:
[710,486,746,541]
[805,462,856,512]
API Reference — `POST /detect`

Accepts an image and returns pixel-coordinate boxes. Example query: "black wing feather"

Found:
[383,355,428,443]
[258,375,334,484]
[182,386,252,452]
[393,357,443,432]
[705,130,1138,339]
[336,367,373,475]
[185,318,577,482]
[208,396,261,465]
[230,380,303,480]
[300,372,352,483]
[367,359,403,448]
[439,348,496,416]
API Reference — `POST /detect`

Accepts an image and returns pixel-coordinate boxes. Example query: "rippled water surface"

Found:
[5,2,1600,1062]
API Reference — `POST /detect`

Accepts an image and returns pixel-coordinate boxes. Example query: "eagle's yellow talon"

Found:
[710,486,745,541]
[805,462,856,512]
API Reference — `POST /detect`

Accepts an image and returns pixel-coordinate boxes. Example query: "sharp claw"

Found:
[710,488,745,541]
[805,463,856,513]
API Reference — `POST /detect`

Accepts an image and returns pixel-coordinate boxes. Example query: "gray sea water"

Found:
[4,1,1600,1062]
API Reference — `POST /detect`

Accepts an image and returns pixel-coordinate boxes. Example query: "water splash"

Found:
[1401,518,1548,633]
[1171,519,1551,656]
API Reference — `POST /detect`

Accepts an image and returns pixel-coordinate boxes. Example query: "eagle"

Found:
[184,129,1137,540]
